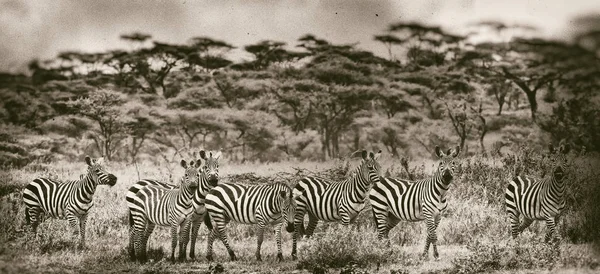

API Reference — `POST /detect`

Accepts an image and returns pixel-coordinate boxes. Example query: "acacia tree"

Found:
[67,89,130,160]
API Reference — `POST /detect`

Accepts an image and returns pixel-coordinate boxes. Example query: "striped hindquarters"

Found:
[126,179,177,216]
[22,178,79,218]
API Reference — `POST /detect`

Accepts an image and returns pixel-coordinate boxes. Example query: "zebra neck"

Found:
[548,175,566,197]
[177,184,195,208]
[75,173,97,202]
[197,175,212,197]
[348,173,371,202]
[431,172,451,197]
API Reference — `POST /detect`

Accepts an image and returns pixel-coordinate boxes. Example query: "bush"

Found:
[296,226,389,271]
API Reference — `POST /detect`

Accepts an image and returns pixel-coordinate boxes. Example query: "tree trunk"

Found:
[525,90,537,120]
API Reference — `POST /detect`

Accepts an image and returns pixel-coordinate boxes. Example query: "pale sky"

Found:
[1,0,599,73]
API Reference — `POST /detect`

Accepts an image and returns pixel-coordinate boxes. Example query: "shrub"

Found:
[296,226,388,271]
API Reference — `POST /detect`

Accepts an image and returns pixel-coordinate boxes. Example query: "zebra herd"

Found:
[21,143,571,263]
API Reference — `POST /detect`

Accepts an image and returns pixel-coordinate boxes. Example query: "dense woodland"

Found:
[1,19,599,166]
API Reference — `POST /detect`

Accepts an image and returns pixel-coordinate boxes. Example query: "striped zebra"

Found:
[291,150,382,260]
[203,182,296,261]
[22,156,117,248]
[185,150,221,260]
[369,146,460,259]
[505,144,570,245]
[125,150,221,260]
[129,159,200,263]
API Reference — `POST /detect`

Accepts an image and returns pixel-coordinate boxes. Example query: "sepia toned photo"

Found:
[1,1,599,273]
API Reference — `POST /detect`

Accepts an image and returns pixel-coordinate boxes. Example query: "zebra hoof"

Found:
[256,255,262,261]
[206,255,213,262]
[277,253,283,262]
[291,254,297,261]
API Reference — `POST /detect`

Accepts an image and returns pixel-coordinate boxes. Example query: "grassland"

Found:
[0,153,599,274]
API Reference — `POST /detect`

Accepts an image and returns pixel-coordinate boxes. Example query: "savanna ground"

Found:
[1,150,599,274]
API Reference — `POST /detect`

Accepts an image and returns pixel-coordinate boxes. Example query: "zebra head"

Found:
[180,159,200,190]
[85,156,117,186]
[434,146,461,183]
[548,143,570,182]
[352,150,383,185]
[277,185,297,233]
[199,150,221,187]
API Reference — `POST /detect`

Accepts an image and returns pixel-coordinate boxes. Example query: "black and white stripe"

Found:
[203,182,296,261]
[291,150,382,260]
[369,146,460,259]
[129,159,200,263]
[22,156,117,248]
[505,144,570,244]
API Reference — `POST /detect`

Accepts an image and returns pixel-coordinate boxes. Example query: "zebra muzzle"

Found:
[286,222,294,233]
[107,174,117,186]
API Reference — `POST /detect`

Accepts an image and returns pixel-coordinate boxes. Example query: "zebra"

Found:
[22,156,117,248]
[129,159,200,263]
[369,146,460,259]
[291,150,382,260]
[203,182,296,262]
[505,143,570,245]
[125,150,221,261]
[185,150,221,260]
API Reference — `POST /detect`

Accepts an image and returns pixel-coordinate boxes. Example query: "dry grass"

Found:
[0,154,599,274]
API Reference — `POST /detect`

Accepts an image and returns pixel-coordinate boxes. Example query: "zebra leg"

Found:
[291,210,307,260]
[216,223,236,261]
[386,215,401,246]
[508,213,520,239]
[422,213,440,259]
[431,214,441,259]
[255,224,265,261]
[544,217,560,244]
[178,218,192,262]
[78,214,88,249]
[517,218,534,234]
[170,224,179,263]
[372,209,389,241]
[206,229,217,261]
[189,213,203,260]
[303,214,318,238]
[139,223,155,263]
[26,207,42,234]
[66,211,80,247]
[276,222,284,261]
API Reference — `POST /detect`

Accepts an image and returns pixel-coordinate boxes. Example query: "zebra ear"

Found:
[180,159,188,168]
[373,150,382,160]
[85,156,92,166]
[279,190,287,199]
[548,144,556,154]
[560,144,570,154]
[451,146,461,158]
[434,146,444,158]
[195,159,202,167]
[199,150,207,160]
[192,151,198,159]
[361,150,367,160]
[369,152,374,159]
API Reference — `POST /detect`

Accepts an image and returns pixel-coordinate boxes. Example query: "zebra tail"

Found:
[25,209,30,225]
[203,212,213,230]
